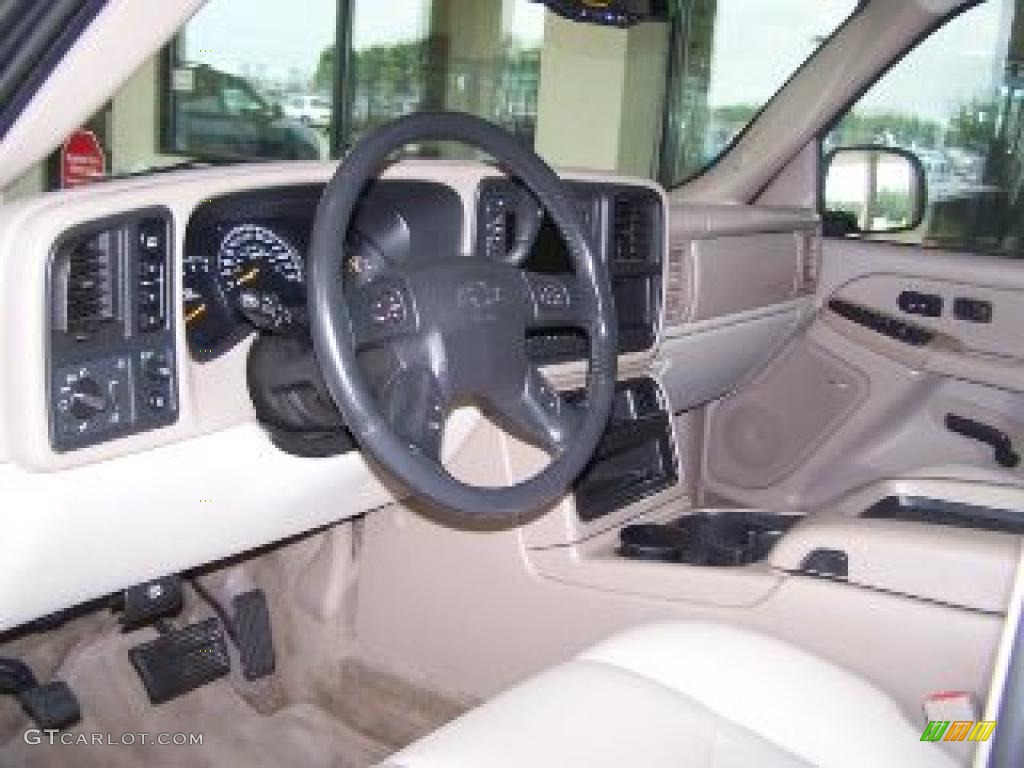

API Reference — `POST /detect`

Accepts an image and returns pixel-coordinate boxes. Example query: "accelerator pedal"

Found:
[129,618,230,704]
[232,590,276,680]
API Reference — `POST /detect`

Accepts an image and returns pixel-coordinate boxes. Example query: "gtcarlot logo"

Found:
[24,730,203,746]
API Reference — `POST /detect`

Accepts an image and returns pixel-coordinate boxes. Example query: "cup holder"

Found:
[618,512,800,566]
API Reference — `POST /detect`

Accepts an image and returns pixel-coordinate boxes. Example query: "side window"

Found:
[823,0,1024,257]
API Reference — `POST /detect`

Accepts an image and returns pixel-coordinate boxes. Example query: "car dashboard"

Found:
[0,160,829,631]
[36,167,666,457]
[181,178,663,369]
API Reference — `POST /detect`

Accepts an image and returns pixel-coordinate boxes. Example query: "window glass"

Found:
[661,0,857,185]
[0,0,866,201]
[824,0,1024,257]
[163,0,545,162]
[165,0,336,161]
[346,0,544,150]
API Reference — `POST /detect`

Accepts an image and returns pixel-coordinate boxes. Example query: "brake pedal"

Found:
[129,618,230,704]
[232,590,276,680]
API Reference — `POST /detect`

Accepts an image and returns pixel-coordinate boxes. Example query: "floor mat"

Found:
[0,616,469,768]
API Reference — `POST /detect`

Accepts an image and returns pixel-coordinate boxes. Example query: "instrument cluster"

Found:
[182,181,464,362]
[184,222,308,360]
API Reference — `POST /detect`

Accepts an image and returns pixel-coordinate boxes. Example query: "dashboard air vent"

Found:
[612,195,654,263]
[798,232,821,294]
[663,244,691,327]
[56,230,118,341]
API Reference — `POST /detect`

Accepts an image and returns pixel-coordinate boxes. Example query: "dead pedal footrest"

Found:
[129,618,230,704]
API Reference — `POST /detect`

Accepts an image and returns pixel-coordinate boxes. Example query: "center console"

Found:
[47,209,178,451]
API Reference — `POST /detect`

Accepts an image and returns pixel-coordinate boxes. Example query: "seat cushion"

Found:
[384,622,960,768]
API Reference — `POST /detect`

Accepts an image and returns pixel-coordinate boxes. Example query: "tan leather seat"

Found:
[384,622,959,768]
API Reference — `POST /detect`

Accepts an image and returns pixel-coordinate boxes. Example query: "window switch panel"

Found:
[898,290,942,318]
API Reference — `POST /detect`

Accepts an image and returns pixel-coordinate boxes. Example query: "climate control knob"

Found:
[68,376,108,420]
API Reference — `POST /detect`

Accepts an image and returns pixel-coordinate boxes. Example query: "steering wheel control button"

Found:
[541,284,569,308]
[456,278,505,323]
[370,285,408,326]
[535,279,571,310]
[349,278,416,346]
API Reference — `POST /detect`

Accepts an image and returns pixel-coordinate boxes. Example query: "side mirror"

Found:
[822,146,926,236]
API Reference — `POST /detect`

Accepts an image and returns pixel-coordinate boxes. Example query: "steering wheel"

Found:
[307,112,617,519]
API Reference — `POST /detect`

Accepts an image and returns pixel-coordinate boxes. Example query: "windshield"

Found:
[660,0,857,184]
[1,0,858,200]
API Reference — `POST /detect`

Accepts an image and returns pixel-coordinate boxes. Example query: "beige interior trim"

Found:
[357,503,1005,725]
[657,201,819,413]
[829,478,1024,520]
[770,517,1021,614]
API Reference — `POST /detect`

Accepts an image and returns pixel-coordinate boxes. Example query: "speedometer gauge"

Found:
[217,224,305,302]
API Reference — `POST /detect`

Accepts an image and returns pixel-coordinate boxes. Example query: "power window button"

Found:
[898,290,942,318]
[953,297,993,324]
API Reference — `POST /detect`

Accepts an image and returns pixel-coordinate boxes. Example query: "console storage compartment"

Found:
[572,377,677,522]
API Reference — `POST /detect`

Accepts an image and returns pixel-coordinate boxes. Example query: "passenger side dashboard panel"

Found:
[658,202,819,414]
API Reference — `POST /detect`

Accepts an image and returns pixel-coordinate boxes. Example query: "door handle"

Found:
[945,413,1020,469]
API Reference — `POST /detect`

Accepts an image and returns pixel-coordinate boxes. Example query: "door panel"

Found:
[704,239,1024,511]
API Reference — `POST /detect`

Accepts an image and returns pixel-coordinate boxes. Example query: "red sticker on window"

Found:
[61,130,107,188]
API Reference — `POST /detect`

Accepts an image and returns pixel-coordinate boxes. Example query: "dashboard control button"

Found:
[147,392,168,411]
[144,354,172,381]
[69,376,108,420]
[138,219,166,254]
[138,311,163,332]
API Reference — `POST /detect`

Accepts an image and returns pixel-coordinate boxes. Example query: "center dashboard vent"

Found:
[53,229,119,341]
[612,194,655,265]
[609,190,662,356]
